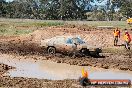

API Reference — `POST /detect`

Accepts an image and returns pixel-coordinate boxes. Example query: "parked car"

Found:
[40,36,102,57]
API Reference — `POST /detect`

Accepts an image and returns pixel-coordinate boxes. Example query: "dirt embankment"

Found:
[10,52,132,71]
[0,25,131,53]
[1,77,119,88]
[0,25,132,71]
[0,77,77,88]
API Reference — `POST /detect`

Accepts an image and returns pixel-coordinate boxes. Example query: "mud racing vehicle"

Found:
[40,36,102,57]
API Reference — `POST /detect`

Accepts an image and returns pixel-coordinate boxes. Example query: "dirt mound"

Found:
[0,26,131,55]
[0,35,37,54]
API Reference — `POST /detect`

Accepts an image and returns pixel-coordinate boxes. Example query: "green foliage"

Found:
[0,0,89,20]
[86,10,106,21]
[0,0,132,21]
[112,0,132,18]
[0,29,7,33]
[14,30,33,35]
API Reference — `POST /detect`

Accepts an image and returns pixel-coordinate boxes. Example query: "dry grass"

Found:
[0,18,132,36]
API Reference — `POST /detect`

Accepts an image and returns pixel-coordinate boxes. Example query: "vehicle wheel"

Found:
[80,49,90,56]
[90,51,100,57]
[47,47,56,55]
[95,52,100,57]
[95,48,102,53]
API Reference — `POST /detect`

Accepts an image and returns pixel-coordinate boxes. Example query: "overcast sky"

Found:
[5,0,107,6]
[6,0,13,2]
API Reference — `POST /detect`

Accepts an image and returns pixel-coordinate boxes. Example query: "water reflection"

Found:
[0,54,132,81]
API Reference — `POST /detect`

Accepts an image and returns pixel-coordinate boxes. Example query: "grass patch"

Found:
[103,47,132,56]
[0,18,64,36]
[0,28,33,36]
[66,21,132,29]
[14,29,33,35]
[103,48,124,54]
[0,18,132,36]
[0,18,64,27]
[32,22,64,27]
[7,21,64,27]
[0,22,33,35]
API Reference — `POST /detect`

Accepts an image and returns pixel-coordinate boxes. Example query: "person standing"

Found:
[113,28,120,46]
[123,29,131,50]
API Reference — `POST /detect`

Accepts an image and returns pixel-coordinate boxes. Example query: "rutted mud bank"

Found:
[8,52,132,71]
[44,54,132,71]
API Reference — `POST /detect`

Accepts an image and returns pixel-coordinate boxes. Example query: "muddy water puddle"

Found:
[0,54,132,81]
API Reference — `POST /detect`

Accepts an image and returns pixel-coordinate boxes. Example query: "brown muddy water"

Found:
[0,54,132,81]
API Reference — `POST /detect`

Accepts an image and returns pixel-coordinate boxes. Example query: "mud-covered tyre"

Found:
[95,52,100,57]
[90,51,100,57]
[47,47,56,55]
[95,48,102,53]
[80,49,90,56]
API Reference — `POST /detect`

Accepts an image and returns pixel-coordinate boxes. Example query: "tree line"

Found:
[0,0,132,21]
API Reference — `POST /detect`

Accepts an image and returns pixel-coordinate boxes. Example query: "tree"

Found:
[1,0,131,20]
[39,0,90,20]
[112,0,132,18]
[0,0,6,17]
[59,0,90,20]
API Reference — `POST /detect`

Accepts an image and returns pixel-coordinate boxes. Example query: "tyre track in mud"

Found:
[40,53,132,71]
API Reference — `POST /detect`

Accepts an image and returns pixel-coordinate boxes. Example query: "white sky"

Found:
[6,0,107,7]
[6,0,13,2]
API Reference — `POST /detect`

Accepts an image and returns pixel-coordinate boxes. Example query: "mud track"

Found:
[0,25,132,71]
[0,25,132,88]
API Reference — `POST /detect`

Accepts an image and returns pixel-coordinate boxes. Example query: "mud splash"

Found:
[0,54,132,81]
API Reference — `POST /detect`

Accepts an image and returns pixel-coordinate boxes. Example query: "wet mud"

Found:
[0,25,132,88]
